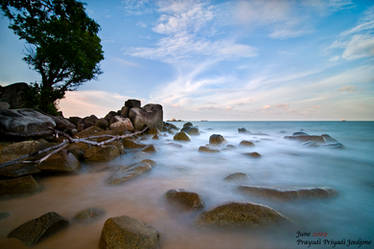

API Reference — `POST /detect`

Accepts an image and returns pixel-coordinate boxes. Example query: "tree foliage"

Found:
[1,0,104,114]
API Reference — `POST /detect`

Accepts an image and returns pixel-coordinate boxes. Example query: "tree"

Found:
[0,0,104,114]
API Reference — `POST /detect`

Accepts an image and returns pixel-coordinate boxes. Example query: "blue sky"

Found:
[1,0,373,120]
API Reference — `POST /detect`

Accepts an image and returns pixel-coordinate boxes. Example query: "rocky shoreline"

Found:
[0,84,345,249]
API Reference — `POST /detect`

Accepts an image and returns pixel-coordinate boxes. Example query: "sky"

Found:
[0,0,374,121]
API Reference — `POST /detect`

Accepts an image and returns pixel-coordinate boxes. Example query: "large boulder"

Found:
[0,175,40,196]
[100,215,160,249]
[165,189,204,210]
[107,159,155,185]
[209,134,225,145]
[8,212,68,246]
[173,131,190,141]
[96,118,109,130]
[0,109,56,138]
[128,104,163,130]
[0,82,30,109]
[285,133,343,148]
[238,186,337,200]
[49,115,75,132]
[125,99,141,108]
[84,145,121,162]
[78,115,98,130]
[197,202,288,227]
[38,150,80,173]
[109,116,134,132]
[122,139,146,149]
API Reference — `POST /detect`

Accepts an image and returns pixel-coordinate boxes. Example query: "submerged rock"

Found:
[209,134,225,145]
[243,152,261,158]
[198,146,219,153]
[185,127,200,136]
[238,186,337,200]
[224,172,248,181]
[107,159,155,185]
[73,207,105,223]
[239,140,254,147]
[165,189,204,210]
[39,150,80,172]
[197,202,288,227]
[8,212,68,246]
[285,133,344,148]
[100,215,160,249]
[173,131,190,141]
[0,175,40,196]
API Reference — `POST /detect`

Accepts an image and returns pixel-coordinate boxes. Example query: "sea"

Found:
[0,121,373,249]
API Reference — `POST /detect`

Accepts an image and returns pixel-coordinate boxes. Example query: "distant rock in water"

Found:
[142,144,156,153]
[238,186,337,200]
[209,134,225,145]
[197,202,288,227]
[8,212,68,246]
[174,131,190,141]
[224,172,248,181]
[100,215,160,249]
[198,146,219,153]
[285,133,344,149]
[239,140,254,147]
[165,189,204,210]
[242,152,261,158]
[238,128,249,134]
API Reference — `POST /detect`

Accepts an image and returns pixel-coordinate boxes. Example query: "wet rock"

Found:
[123,139,146,149]
[75,126,105,138]
[243,152,261,158]
[183,122,193,128]
[239,140,254,147]
[146,127,159,135]
[163,122,178,130]
[198,146,219,153]
[107,160,155,185]
[142,144,156,153]
[285,135,324,143]
[173,131,190,141]
[225,144,236,149]
[0,164,40,178]
[224,172,248,181]
[165,189,204,210]
[166,142,183,148]
[8,212,68,246]
[238,186,337,200]
[238,128,249,134]
[84,145,120,162]
[152,134,159,140]
[0,175,40,196]
[129,104,163,130]
[197,202,288,227]
[73,207,105,223]
[110,117,134,132]
[125,99,141,108]
[0,109,56,138]
[68,116,82,127]
[96,118,109,130]
[185,127,200,136]
[100,215,160,249]
[38,150,80,172]
[209,134,225,145]
[285,133,343,148]
[292,131,309,136]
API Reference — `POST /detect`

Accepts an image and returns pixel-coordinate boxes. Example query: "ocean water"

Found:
[0,121,373,249]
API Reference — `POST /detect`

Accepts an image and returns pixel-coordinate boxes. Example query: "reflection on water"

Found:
[0,121,373,249]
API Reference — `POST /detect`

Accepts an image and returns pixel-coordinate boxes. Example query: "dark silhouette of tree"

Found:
[1,0,104,114]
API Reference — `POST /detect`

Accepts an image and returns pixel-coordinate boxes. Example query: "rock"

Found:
[0,140,47,163]
[110,117,134,132]
[99,215,160,249]
[8,212,68,246]
[104,111,118,125]
[0,101,10,109]
[197,202,288,227]
[96,118,109,130]
[238,128,248,134]
[285,133,343,148]
[85,145,120,162]
[163,122,178,130]
[225,144,236,149]
[142,144,156,153]
[238,186,337,200]
[0,175,40,196]
[209,134,225,145]
[224,172,248,181]
[285,135,324,143]
[0,109,56,138]
[125,99,141,108]
[0,82,30,108]
[79,115,98,130]
[166,142,183,148]
[73,207,105,222]
[185,127,200,136]
[49,115,75,132]
[0,164,40,178]
[173,131,190,141]
[183,122,193,128]
[107,160,155,185]
[75,126,105,138]
[128,104,163,130]
[120,106,129,117]
[165,189,204,210]
[243,152,261,158]
[0,212,10,220]
[123,139,146,149]
[239,140,254,147]
[292,132,309,136]
[198,146,219,153]
[152,134,159,140]
[38,150,80,172]
[68,116,82,127]
[146,127,158,135]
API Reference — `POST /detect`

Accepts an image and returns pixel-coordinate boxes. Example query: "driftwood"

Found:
[0,127,148,169]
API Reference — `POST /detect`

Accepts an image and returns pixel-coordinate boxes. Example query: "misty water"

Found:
[1,121,373,249]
